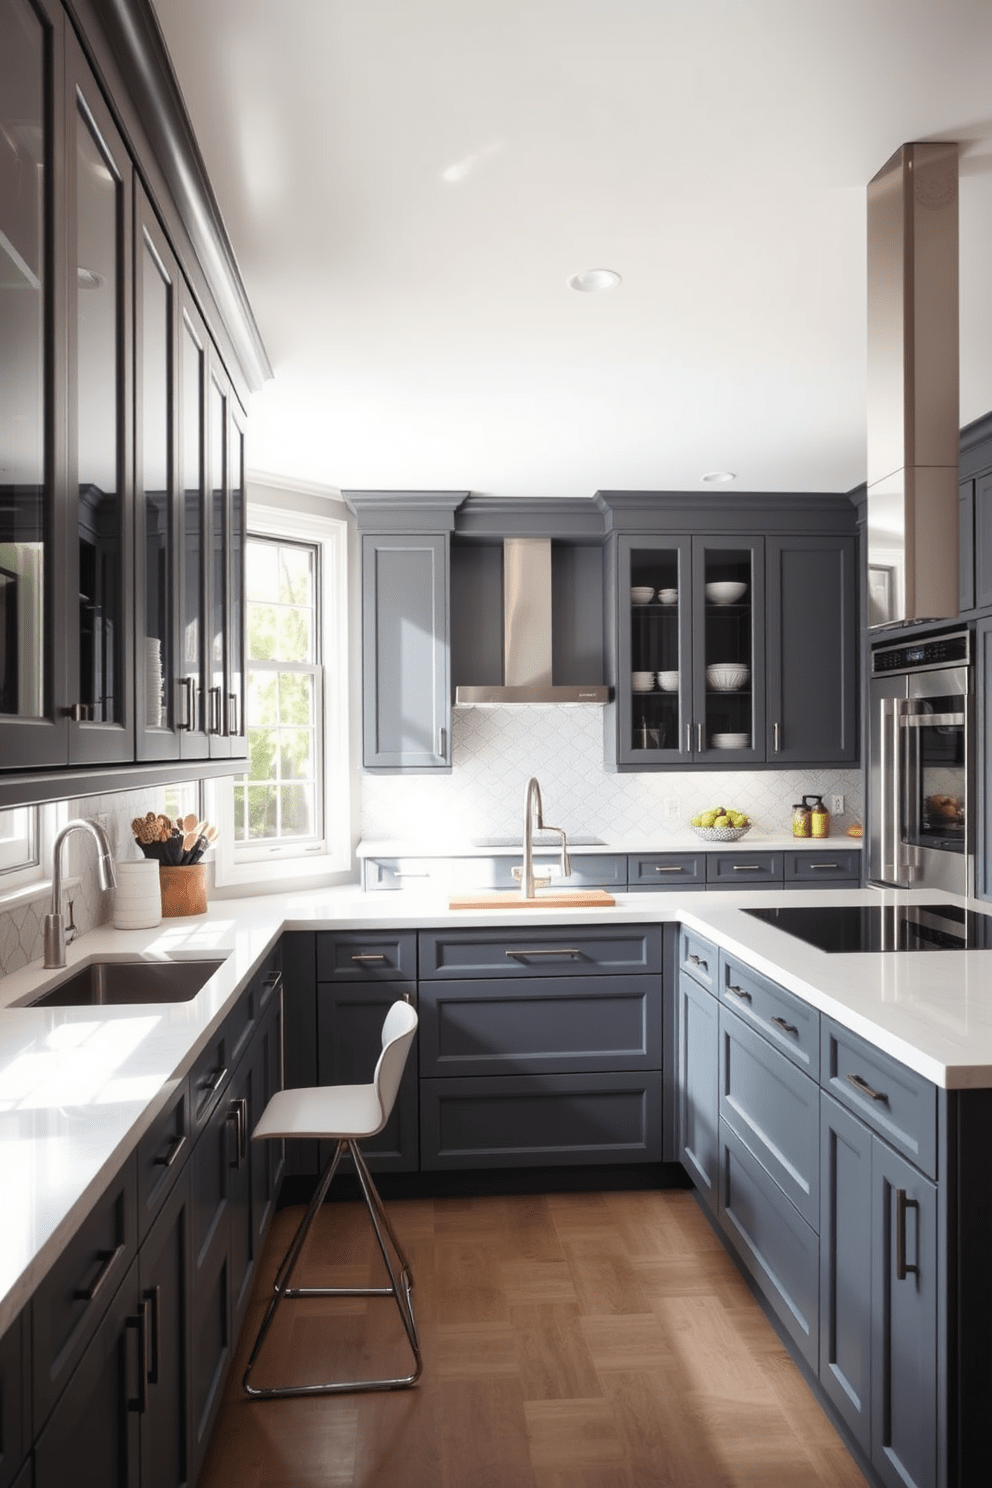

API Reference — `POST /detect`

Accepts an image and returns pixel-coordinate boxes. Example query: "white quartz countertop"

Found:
[0,875,987,1339]
[357,831,864,856]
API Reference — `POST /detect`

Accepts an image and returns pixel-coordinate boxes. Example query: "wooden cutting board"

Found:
[448,889,616,910]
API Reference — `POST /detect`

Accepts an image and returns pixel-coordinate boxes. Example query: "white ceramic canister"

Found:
[112,858,163,929]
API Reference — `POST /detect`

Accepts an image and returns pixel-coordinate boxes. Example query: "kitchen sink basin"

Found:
[26,957,227,1008]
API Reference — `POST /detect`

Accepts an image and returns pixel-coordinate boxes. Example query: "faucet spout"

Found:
[44,817,117,968]
[519,777,571,899]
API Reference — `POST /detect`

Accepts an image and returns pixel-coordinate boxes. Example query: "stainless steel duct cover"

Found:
[866,142,959,627]
[454,537,610,704]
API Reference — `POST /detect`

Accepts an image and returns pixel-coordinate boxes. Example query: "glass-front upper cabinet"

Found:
[135,188,178,759]
[227,396,247,757]
[178,297,209,758]
[617,536,692,763]
[0,0,64,767]
[691,539,764,761]
[67,33,133,763]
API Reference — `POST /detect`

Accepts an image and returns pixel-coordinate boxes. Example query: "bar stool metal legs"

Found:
[242,1138,422,1398]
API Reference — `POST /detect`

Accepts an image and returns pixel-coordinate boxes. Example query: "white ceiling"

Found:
[151,0,992,501]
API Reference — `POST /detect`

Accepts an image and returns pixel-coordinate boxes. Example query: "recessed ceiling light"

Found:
[700,470,736,484]
[567,268,621,293]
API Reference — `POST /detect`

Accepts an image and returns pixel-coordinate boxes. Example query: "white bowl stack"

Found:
[631,671,655,691]
[656,670,679,691]
[705,663,750,691]
[145,637,164,727]
[112,858,162,929]
[630,586,655,604]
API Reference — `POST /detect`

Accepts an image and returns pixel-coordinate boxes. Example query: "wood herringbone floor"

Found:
[198,1188,868,1487]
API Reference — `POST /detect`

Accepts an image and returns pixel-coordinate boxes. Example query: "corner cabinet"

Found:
[599,494,859,770]
[0,0,262,804]
[345,492,467,773]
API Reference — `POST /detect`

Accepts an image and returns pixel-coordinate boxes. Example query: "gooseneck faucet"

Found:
[517,776,571,899]
[44,817,117,968]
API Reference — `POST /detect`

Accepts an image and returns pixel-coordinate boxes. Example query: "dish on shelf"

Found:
[711,732,750,749]
[631,671,655,691]
[691,823,752,842]
[657,587,678,604]
[704,580,747,605]
[656,670,679,691]
[631,586,654,604]
[705,663,750,691]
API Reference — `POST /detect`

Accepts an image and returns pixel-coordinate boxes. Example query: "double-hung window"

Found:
[211,500,349,885]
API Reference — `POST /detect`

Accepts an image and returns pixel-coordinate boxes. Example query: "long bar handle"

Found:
[773,720,781,752]
[697,722,703,751]
[228,691,238,736]
[351,952,387,962]
[154,1134,187,1169]
[654,865,685,873]
[179,676,195,731]
[75,1243,126,1303]
[126,1301,149,1413]
[145,1285,161,1386]
[895,1188,920,1281]
[732,864,762,871]
[506,947,580,958]
[846,1071,888,1103]
[809,862,840,870]
[208,685,222,734]
[437,726,447,758]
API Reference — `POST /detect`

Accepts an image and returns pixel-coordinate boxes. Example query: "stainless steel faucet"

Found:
[515,776,571,898]
[44,817,117,968]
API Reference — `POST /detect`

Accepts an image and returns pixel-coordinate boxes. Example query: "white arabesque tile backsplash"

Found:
[360,705,864,844]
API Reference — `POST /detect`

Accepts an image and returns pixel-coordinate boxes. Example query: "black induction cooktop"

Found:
[742,902,992,953]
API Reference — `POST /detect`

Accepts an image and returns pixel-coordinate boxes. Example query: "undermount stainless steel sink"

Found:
[26,958,227,1008]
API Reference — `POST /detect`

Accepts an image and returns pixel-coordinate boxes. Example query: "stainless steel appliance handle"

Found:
[878,695,902,886]
[899,712,965,729]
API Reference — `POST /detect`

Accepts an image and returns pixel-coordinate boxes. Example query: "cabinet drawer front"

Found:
[719,1122,819,1371]
[316,930,417,981]
[629,853,705,889]
[363,857,449,892]
[679,927,718,991]
[421,1072,662,1168]
[0,1314,26,1488]
[719,1006,819,1229]
[419,975,660,1077]
[822,1020,937,1178]
[706,852,783,886]
[481,853,627,891]
[719,952,819,1078]
[784,849,862,883]
[419,925,661,979]
[190,1026,234,1134]
[32,1155,138,1432]
[136,1076,191,1241]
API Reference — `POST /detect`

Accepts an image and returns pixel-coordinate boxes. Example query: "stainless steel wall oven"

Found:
[868,629,972,895]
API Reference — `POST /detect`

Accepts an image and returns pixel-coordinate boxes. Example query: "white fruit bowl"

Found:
[691,823,751,842]
[706,663,750,691]
[705,581,747,605]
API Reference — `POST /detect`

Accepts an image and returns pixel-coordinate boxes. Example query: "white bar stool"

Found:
[242,999,421,1397]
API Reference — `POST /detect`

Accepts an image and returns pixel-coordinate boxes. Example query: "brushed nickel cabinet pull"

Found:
[810,862,839,870]
[771,1015,798,1037]
[726,984,751,1002]
[732,864,762,871]
[773,721,781,752]
[505,947,580,958]
[209,686,222,734]
[895,1188,920,1280]
[228,691,238,735]
[351,952,387,962]
[437,726,446,757]
[654,865,683,872]
[697,722,703,751]
[846,1071,888,1102]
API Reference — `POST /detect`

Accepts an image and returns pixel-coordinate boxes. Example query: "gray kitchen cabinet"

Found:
[820,1092,937,1488]
[599,493,859,771]
[974,470,992,612]
[360,531,451,771]
[765,533,859,764]
[977,616,992,903]
[705,850,782,887]
[419,923,663,1170]
[0,1313,27,1488]
[783,847,861,885]
[628,852,705,890]
[676,968,719,1212]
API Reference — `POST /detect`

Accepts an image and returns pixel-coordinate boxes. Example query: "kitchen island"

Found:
[0,880,989,1488]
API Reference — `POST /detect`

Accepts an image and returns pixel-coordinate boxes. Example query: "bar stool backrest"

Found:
[371,1000,418,1133]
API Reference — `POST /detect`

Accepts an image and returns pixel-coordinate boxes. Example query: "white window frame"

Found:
[0,801,66,901]
[210,502,350,887]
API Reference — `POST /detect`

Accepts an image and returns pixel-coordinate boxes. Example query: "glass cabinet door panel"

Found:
[618,536,691,761]
[179,307,207,752]
[228,400,246,751]
[697,543,762,757]
[138,224,174,739]
[74,89,125,731]
[0,0,51,740]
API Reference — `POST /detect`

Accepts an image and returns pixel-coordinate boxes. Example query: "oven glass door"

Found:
[900,694,967,855]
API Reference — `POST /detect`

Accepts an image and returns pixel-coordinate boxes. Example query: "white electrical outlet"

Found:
[829,794,844,817]
[663,796,681,819]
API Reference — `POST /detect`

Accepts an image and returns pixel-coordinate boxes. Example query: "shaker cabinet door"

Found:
[766,533,858,764]
[361,533,450,770]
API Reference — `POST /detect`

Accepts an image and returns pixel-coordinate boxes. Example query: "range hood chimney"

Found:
[455,538,610,705]
[866,142,959,626]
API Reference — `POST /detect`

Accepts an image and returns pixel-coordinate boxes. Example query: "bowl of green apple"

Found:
[690,807,751,841]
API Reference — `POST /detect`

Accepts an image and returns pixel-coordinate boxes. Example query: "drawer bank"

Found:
[0,891,990,1488]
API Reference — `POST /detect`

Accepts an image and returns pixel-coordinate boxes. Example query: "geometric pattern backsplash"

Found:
[361,703,864,845]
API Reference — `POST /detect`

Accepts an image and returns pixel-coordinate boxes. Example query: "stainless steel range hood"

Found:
[866,142,960,627]
[454,538,610,705]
